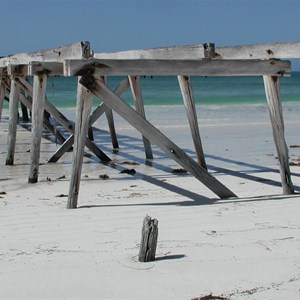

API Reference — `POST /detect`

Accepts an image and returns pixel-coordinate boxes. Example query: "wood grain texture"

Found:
[0,41,92,68]
[28,75,47,183]
[178,75,207,169]
[138,215,158,262]
[129,76,153,159]
[263,75,294,194]
[67,78,93,208]
[5,77,20,165]
[65,58,291,77]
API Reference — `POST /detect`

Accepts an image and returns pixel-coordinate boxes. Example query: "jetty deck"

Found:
[0,41,298,208]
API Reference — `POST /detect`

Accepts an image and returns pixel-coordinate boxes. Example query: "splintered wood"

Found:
[139,215,158,262]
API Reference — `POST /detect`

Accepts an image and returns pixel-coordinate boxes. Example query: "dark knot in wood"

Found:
[203,43,216,59]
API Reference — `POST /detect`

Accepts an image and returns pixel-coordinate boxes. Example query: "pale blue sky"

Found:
[1,0,300,68]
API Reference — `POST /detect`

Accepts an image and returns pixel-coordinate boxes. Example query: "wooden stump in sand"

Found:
[138,215,158,262]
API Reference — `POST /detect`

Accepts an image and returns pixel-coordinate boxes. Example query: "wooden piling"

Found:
[67,77,93,209]
[6,77,20,165]
[138,215,158,262]
[178,75,207,169]
[28,74,47,183]
[263,75,294,194]
[129,75,153,159]
[0,78,6,121]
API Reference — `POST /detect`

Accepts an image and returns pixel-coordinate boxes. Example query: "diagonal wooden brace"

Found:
[80,75,237,199]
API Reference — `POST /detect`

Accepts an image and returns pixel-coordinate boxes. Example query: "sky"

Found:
[1,0,300,68]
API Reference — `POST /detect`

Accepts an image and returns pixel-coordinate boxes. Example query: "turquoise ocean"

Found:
[46,73,300,108]
[3,73,300,108]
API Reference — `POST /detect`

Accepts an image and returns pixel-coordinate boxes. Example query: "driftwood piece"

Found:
[138,215,158,262]
[178,75,207,169]
[28,74,47,183]
[263,75,294,194]
[5,77,20,165]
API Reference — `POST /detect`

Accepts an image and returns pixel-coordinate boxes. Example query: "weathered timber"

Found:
[217,42,300,59]
[65,58,291,77]
[48,135,74,163]
[17,77,110,162]
[47,77,130,163]
[94,42,300,60]
[28,75,47,183]
[28,62,63,76]
[105,108,119,149]
[178,75,207,169]
[17,84,66,144]
[17,77,75,131]
[5,77,20,165]
[129,76,153,159]
[138,215,158,262]
[263,75,294,194]
[20,101,29,122]
[98,76,119,149]
[0,78,6,121]
[0,41,92,68]
[94,44,207,60]
[80,76,237,199]
[67,78,93,209]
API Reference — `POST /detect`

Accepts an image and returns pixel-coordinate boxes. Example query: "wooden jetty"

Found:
[0,41,298,208]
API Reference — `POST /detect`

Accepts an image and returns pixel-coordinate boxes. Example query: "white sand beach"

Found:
[1,104,300,299]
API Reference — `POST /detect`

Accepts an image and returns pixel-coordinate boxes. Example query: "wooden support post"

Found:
[178,75,207,169]
[105,109,119,149]
[138,215,158,262]
[5,77,20,165]
[129,75,153,159]
[80,76,237,199]
[20,101,29,122]
[263,75,294,194]
[0,77,6,121]
[99,76,119,149]
[67,78,93,209]
[28,74,47,183]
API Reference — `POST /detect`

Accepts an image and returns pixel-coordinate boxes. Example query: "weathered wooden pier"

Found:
[0,41,298,208]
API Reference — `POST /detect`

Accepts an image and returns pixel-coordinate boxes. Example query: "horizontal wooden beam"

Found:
[28,62,63,76]
[64,58,290,77]
[94,44,208,60]
[94,42,300,60]
[217,42,300,59]
[0,41,92,68]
